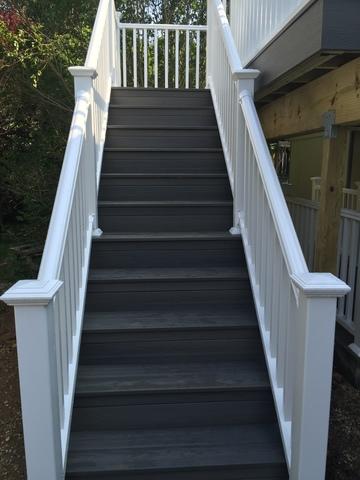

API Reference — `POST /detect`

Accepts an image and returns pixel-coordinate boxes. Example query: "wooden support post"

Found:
[314,124,348,274]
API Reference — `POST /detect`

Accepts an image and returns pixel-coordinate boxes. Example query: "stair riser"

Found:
[72,396,275,431]
[99,178,232,202]
[102,151,226,174]
[79,338,263,365]
[82,326,259,344]
[90,239,245,268]
[98,205,233,233]
[86,288,252,312]
[105,129,221,149]
[86,277,251,309]
[108,108,216,126]
[66,467,288,480]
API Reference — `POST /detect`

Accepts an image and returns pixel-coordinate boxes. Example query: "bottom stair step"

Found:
[66,424,288,479]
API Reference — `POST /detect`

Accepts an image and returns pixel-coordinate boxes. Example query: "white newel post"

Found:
[231,76,258,235]
[68,67,102,237]
[290,273,350,480]
[1,280,64,480]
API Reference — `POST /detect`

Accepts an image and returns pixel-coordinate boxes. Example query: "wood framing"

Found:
[259,57,360,140]
[314,127,348,274]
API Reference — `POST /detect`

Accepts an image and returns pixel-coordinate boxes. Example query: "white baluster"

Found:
[122,28,127,87]
[165,29,169,88]
[175,30,179,88]
[154,29,158,88]
[143,28,148,88]
[133,28,137,87]
[196,30,200,89]
[185,30,190,88]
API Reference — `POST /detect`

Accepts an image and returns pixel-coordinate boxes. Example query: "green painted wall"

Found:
[282,134,323,200]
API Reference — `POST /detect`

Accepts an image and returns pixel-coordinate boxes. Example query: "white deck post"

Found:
[1,280,64,480]
[290,273,350,480]
[231,73,259,235]
[68,67,102,237]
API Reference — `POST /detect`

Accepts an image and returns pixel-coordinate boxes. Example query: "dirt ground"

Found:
[0,306,359,479]
[0,307,25,480]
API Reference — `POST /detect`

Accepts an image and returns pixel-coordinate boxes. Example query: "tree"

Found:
[0,0,206,285]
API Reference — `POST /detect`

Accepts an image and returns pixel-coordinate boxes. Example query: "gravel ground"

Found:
[0,306,359,479]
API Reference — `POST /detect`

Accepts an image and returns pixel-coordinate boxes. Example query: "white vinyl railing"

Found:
[287,197,360,355]
[117,22,207,89]
[1,0,119,478]
[207,1,349,479]
[229,0,314,66]
[311,176,360,211]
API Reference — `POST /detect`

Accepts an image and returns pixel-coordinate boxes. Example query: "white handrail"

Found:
[239,91,308,277]
[207,1,349,478]
[86,0,110,66]
[0,1,119,478]
[119,23,207,31]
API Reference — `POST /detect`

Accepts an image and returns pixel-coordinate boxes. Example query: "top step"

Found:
[110,88,213,107]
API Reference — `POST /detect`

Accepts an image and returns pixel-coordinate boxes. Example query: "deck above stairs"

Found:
[66,88,288,479]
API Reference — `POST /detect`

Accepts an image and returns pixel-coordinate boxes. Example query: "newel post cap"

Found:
[291,272,350,298]
[1,279,63,307]
[233,68,260,81]
[68,66,98,79]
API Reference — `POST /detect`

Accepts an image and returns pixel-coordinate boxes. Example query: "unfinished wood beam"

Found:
[314,126,348,274]
[259,57,360,140]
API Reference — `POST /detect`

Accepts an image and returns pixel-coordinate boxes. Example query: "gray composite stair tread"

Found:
[100,173,228,178]
[83,305,257,333]
[107,125,218,130]
[98,200,233,206]
[76,359,269,396]
[88,266,248,283]
[109,105,214,109]
[104,147,223,152]
[92,232,241,242]
[67,424,285,474]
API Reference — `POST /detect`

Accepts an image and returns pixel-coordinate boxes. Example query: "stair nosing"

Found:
[92,232,240,242]
[107,125,218,130]
[98,200,233,207]
[109,105,214,110]
[100,173,228,179]
[104,147,223,152]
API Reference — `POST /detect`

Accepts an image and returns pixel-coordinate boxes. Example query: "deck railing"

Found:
[207,1,349,478]
[1,0,119,478]
[117,22,207,89]
[311,176,360,211]
[287,197,360,355]
[229,0,314,66]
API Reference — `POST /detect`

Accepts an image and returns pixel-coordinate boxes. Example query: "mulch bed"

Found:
[0,305,359,479]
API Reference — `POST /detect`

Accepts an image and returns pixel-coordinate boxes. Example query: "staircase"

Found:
[2,2,349,478]
[66,88,288,479]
